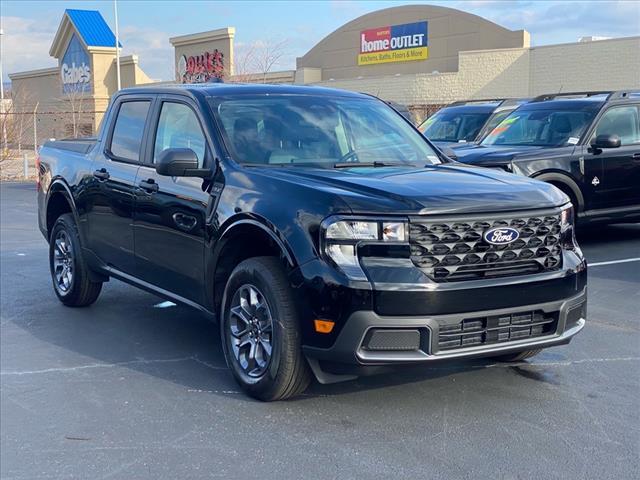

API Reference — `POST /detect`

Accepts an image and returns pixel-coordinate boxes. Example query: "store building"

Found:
[8,4,640,144]
[8,9,152,143]
[298,4,639,113]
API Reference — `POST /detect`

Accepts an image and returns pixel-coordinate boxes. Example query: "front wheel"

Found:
[220,257,311,401]
[49,213,102,307]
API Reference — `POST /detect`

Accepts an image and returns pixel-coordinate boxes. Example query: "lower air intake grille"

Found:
[438,310,558,351]
[410,212,563,282]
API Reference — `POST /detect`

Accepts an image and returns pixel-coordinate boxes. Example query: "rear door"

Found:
[132,95,212,304]
[583,104,640,209]
[85,96,154,274]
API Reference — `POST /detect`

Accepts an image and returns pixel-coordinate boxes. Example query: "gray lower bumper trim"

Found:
[304,288,586,365]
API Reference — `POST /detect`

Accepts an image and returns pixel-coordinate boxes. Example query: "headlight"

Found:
[560,204,578,250]
[560,204,574,229]
[321,218,408,280]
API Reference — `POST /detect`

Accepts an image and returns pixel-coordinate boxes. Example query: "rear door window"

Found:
[109,101,151,162]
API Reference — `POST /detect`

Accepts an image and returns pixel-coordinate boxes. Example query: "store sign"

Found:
[358,21,428,66]
[60,34,91,94]
[177,50,225,83]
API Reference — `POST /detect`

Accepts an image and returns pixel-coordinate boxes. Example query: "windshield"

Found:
[210,95,441,168]
[418,110,491,143]
[481,108,596,147]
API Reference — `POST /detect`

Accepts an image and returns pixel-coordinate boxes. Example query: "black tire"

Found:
[220,256,311,401]
[492,349,542,362]
[49,213,102,307]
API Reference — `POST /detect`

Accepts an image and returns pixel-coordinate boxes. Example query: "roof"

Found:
[50,9,121,57]
[116,83,372,99]
[438,104,500,114]
[518,98,608,111]
[65,9,121,48]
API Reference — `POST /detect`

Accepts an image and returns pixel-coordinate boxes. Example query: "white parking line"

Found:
[589,257,640,267]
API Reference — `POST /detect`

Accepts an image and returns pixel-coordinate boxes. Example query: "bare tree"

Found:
[56,78,91,138]
[251,38,290,83]
[0,84,35,166]
[229,37,290,83]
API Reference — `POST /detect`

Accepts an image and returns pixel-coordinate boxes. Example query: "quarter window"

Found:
[110,101,150,161]
[593,106,640,146]
[154,102,206,166]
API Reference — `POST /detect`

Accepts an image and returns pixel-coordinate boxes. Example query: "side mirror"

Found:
[155,148,212,177]
[590,134,621,150]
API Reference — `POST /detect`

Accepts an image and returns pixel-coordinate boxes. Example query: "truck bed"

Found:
[44,138,97,155]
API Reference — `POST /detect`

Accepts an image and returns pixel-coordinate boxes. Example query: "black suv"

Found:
[453,91,640,225]
[37,84,586,400]
[418,98,528,147]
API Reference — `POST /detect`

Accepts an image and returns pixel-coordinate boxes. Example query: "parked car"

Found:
[453,91,640,225]
[37,84,586,400]
[418,98,529,147]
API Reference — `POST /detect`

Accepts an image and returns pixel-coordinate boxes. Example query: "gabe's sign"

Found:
[358,21,428,66]
[60,34,91,94]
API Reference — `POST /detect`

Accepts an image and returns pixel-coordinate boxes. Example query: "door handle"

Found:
[93,168,110,180]
[632,153,640,162]
[138,178,159,193]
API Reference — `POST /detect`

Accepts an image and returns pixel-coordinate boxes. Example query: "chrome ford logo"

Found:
[484,227,520,245]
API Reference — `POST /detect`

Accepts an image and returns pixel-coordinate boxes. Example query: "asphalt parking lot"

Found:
[1,181,638,480]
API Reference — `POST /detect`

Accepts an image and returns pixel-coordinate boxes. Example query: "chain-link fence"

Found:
[407,103,447,124]
[0,109,105,180]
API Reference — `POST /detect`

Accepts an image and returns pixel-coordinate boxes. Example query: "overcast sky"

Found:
[1,0,639,83]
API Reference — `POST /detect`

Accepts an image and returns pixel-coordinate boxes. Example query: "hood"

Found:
[248,164,566,215]
[453,144,575,167]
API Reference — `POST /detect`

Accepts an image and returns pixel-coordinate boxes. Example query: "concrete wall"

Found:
[312,36,640,108]
[170,28,234,81]
[528,37,640,95]
[297,4,528,81]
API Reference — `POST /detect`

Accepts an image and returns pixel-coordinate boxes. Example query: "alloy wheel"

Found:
[228,284,274,378]
[53,230,74,293]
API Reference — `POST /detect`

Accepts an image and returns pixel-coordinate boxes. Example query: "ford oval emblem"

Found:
[484,227,520,245]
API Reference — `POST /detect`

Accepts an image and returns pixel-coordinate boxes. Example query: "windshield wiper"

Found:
[333,161,399,169]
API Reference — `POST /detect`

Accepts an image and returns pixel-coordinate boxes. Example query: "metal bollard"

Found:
[23,153,29,179]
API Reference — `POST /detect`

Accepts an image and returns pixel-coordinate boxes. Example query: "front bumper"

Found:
[303,288,586,379]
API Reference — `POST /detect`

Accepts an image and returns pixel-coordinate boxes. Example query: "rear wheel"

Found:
[49,213,102,307]
[492,349,542,362]
[220,257,311,401]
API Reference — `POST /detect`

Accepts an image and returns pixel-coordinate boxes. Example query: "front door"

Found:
[584,104,640,209]
[85,98,153,274]
[133,98,212,304]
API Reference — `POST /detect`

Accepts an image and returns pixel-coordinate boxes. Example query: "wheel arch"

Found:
[532,171,585,212]
[209,218,299,315]
[45,179,79,240]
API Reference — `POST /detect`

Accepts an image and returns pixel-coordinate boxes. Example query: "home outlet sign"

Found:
[60,34,91,94]
[358,21,428,66]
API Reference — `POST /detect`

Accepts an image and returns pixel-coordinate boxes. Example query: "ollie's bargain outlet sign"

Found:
[358,21,428,66]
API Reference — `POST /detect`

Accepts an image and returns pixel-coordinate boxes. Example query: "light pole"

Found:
[1,27,7,154]
[114,0,121,91]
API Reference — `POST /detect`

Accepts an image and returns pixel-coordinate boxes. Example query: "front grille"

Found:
[409,212,562,282]
[438,310,558,351]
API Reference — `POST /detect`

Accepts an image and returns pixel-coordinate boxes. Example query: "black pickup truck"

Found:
[37,84,587,400]
[452,91,640,225]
